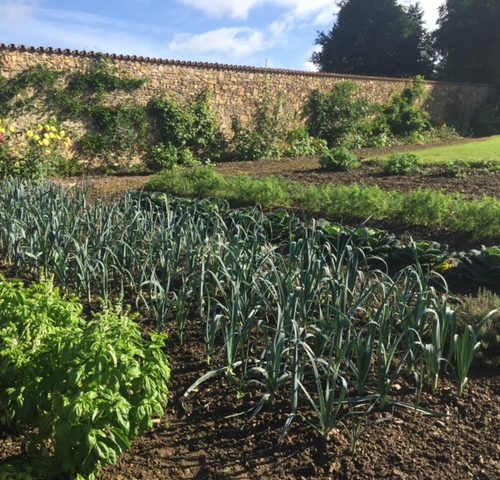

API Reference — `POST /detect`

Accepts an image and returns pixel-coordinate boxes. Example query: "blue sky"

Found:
[0,1,441,70]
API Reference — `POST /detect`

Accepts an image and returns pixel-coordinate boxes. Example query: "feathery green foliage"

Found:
[147,166,500,238]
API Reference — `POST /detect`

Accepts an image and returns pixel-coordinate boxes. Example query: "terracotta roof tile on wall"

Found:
[0,43,494,88]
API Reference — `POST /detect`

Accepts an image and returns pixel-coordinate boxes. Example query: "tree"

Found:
[434,0,500,85]
[312,0,434,78]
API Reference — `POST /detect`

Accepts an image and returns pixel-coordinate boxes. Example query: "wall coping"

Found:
[0,42,495,89]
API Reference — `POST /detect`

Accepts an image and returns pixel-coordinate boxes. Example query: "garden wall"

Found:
[0,44,496,135]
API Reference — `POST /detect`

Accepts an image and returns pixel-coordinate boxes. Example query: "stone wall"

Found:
[0,44,496,136]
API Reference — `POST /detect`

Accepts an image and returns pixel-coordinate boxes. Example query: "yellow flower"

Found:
[42,138,50,147]
[9,126,15,133]
[60,130,66,137]
[34,134,41,141]
[27,130,34,138]
[50,125,57,132]
[0,127,5,134]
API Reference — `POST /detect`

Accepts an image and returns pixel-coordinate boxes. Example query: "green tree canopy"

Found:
[434,0,500,85]
[312,0,433,78]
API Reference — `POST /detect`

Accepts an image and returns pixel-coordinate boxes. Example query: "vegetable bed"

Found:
[0,178,498,480]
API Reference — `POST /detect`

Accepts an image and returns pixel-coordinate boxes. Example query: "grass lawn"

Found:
[375,135,500,164]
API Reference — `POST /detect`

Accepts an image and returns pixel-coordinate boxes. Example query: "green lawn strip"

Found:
[146,167,500,239]
[370,136,500,164]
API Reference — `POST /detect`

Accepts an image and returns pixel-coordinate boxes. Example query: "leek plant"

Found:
[0,178,492,442]
[454,310,497,396]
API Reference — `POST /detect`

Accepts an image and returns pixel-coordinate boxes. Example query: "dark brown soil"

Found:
[101,331,499,480]
[2,322,498,480]
[97,322,500,480]
[53,174,153,201]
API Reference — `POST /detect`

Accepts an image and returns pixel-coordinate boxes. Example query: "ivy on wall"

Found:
[0,57,487,171]
[0,65,60,116]
[0,57,225,170]
[52,57,149,163]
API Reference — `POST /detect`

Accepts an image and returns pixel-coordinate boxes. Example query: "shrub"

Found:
[146,143,200,171]
[0,277,170,479]
[306,82,369,148]
[384,152,421,175]
[148,93,225,162]
[78,104,149,161]
[231,125,282,161]
[190,93,227,161]
[351,116,394,148]
[383,77,431,137]
[284,127,329,157]
[231,90,288,161]
[0,119,73,182]
[320,147,361,171]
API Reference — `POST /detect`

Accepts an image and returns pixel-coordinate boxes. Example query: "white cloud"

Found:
[269,1,335,46]
[417,0,441,28]
[303,60,318,71]
[400,0,441,28]
[179,0,335,22]
[179,0,265,20]
[168,27,269,59]
[302,44,320,71]
[0,0,38,23]
[181,0,440,29]
[0,1,167,56]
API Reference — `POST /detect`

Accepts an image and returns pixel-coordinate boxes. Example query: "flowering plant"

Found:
[0,119,73,182]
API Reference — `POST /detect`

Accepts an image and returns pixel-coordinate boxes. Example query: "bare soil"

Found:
[1,323,499,480]
[97,327,500,480]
